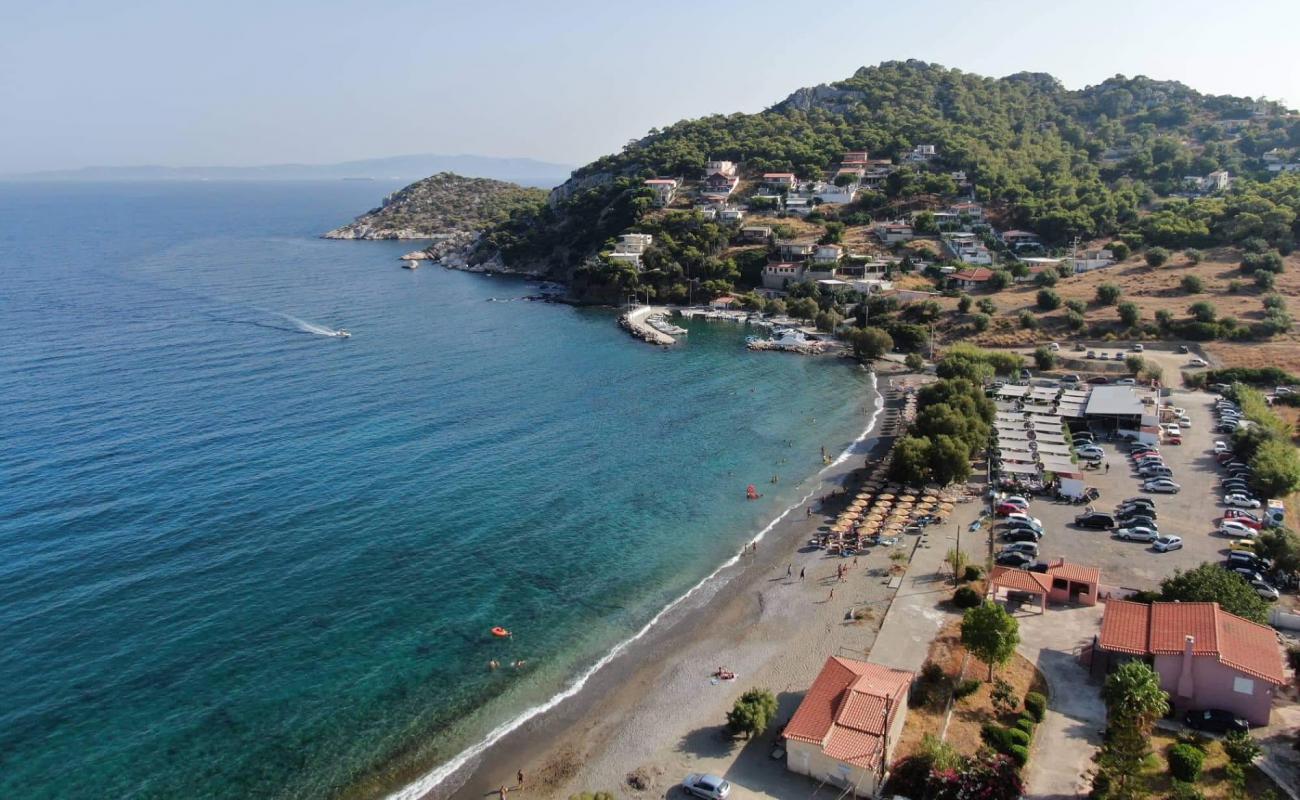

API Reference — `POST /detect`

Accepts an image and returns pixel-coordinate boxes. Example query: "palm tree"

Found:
[1102,660,1169,732]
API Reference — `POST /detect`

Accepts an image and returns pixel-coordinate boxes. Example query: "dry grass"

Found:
[1141,731,1284,800]
[894,617,1047,760]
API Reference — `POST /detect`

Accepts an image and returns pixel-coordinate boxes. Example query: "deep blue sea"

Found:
[0,181,874,799]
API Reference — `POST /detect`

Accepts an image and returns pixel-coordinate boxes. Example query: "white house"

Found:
[948,201,984,223]
[812,181,858,205]
[783,196,812,215]
[814,244,845,265]
[704,159,737,177]
[1070,248,1116,273]
[1204,170,1231,192]
[718,207,745,222]
[740,226,773,242]
[644,178,679,207]
[762,172,798,188]
[783,657,913,797]
[615,233,652,253]
[907,144,938,162]
[874,222,913,243]
[776,241,816,260]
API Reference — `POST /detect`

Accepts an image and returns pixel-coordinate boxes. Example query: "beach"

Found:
[413,370,919,800]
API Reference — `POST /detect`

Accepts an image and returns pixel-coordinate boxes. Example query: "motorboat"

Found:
[334,329,352,338]
[403,260,420,270]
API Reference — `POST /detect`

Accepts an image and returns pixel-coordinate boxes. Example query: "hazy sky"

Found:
[3,0,1298,173]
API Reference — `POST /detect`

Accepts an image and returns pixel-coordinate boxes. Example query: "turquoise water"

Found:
[0,181,875,799]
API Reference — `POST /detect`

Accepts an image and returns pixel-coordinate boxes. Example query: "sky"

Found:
[3,0,1299,174]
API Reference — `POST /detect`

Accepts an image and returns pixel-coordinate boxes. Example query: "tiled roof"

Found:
[953,268,994,281]
[990,566,1052,594]
[1047,560,1100,585]
[1098,601,1284,685]
[784,657,913,769]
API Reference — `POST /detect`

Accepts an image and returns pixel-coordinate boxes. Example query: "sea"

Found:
[0,181,877,799]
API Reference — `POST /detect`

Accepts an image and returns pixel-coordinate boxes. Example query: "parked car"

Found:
[1115,526,1159,542]
[1116,515,1158,531]
[1139,465,1174,479]
[1077,446,1105,460]
[1088,376,1109,385]
[1226,551,1269,571]
[1004,513,1043,530]
[1222,514,1262,530]
[1153,536,1183,552]
[1116,378,1137,386]
[995,502,1024,517]
[1061,373,1080,386]
[996,551,1035,568]
[1119,497,1156,509]
[1184,709,1249,734]
[1228,539,1258,553]
[1116,502,1157,517]
[1224,494,1261,509]
[1000,542,1040,556]
[1131,343,1144,352]
[1252,580,1281,601]
[1049,342,1060,351]
[1219,520,1258,539]
[1224,508,1260,523]
[683,775,731,800]
[1143,479,1182,493]
[1213,441,1230,454]
[1086,350,1097,359]
[1075,511,1116,529]
[1002,528,1042,543]
[1178,345,1190,353]
[1003,495,1031,508]
[1228,566,1265,583]
[1187,358,1209,368]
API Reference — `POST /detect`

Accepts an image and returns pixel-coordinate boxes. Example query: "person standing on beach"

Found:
[517,769,525,788]
[786,564,792,578]
[799,567,805,581]
[828,587,834,601]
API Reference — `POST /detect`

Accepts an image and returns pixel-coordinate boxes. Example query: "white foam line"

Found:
[386,371,888,800]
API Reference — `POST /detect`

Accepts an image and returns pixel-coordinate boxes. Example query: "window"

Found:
[1232,676,1255,695]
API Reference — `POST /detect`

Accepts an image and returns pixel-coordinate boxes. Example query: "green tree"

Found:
[848,326,893,361]
[1037,289,1062,310]
[976,298,997,315]
[1095,660,1169,800]
[972,313,991,332]
[726,688,778,738]
[1035,267,1059,287]
[1067,310,1086,331]
[988,270,1012,291]
[1145,247,1171,267]
[957,293,972,313]
[1222,730,1262,765]
[1254,528,1300,578]
[1034,346,1057,371]
[905,352,925,371]
[1118,302,1141,326]
[1181,275,1204,293]
[914,211,938,234]
[1256,271,1276,290]
[1109,241,1131,261]
[930,435,972,486]
[961,601,1020,680]
[1160,563,1269,624]
[1019,310,1038,329]
[788,297,818,322]
[1096,283,1122,305]
[1250,438,1300,499]
[1066,299,1087,314]
[890,436,933,486]
[815,309,842,332]
[1125,355,1146,374]
[1189,301,1217,323]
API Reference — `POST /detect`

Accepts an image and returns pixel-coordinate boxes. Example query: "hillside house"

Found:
[835,166,866,181]
[942,233,992,265]
[614,233,652,254]
[784,657,913,797]
[1070,248,1115,273]
[777,241,816,260]
[1015,257,1067,280]
[813,244,845,265]
[762,172,798,188]
[701,172,739,199]
[1185,171,1232,194]
[606,252,642,268]
[1001,230,1041,249]
[695,206,718,220]
[761,262,804,290]
[812,182,857,205]
[718,207,745,222]
[643,178,679,207]
[740,226,773,242]
[951,267,994,289]
[874,222,913,244]
[710,295,738,309]
[949,201,984,223]
[861,165,896,189]
[841,151,870,165]
[784,196,812,215]
[907,144,938,162]
[704,159,737,177]
[1090,601,1284,726]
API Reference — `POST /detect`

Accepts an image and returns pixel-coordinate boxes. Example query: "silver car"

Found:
[683,774,731,800]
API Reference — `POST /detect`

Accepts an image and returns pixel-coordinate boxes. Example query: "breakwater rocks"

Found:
[619,306,676,346]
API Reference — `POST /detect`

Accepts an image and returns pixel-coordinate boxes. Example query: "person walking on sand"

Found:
[828,587,835,601]
[500,786,508,799]
[787,564,792,578]
[517,769,525,788]
[800,567,806,581]
[1105,462,1110,474]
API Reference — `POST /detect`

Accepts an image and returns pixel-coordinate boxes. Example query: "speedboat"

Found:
[334,329,351,338]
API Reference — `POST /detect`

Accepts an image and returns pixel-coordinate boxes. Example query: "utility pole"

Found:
[954,522,961,585]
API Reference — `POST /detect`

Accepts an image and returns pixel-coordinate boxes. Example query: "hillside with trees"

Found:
[473,60,1299,291]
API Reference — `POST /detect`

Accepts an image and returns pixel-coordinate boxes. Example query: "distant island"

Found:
[4,153,572,185]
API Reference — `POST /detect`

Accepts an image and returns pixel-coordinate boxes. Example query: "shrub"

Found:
[725,688,778,738]
[1036,268,1059,287]
[1007,727,1031,747]
[957,293,972,313]
[1065,299,1087,314]
[963,565,983,582]
[1145,247,1170,267]
[981,723,1015,754]
[1222,730,1262,764]
[1019,310,1039,329]
[1184,248,1203,265]
[1109,241,1131,261]
[953,586,982,608]
[1023,692,1047,722]
[972,312,990,332]
[990,677,1019,715]
[1008,744,1030,767]
[1166,780,1205,800]
[570,794,616,800]
[1181,275,1204,293]
[1067,310,1086,331]
[953,678,982,701]
[1037,289,1061,310]
[1015,716,1036,735]
[1118,302,1141,327]
[1167,742,1205,782]
[1096,283,1122,305]
[905,352,925,371]
[921,660,946,684]
[1223,762,1246,791]
[1256,271,1276,290]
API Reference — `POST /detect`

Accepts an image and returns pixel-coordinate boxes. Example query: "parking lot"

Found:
[995,387,1240,591]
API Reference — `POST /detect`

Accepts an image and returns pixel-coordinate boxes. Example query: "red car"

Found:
[996,502,1025,517]
[1223,511,1262,528]
[1166,435,1182,445]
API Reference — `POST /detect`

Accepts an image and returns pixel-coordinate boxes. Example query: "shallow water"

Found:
[0,181,875,798]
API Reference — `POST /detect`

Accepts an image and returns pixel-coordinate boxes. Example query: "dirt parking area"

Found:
[995,388,1238,591]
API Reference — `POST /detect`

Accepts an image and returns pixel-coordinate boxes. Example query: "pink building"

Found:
[1091,601,1284,726]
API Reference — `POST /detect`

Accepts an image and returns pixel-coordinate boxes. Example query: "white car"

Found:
[1005,513,1043,531]
[1219,520,1258,538]
[1153,535,1183,552]
[1132,343,1144,352]
[1163,425,1182,437]
[1223,494,1261,509]
[683,774,731,800]
[1049,342,1060,351]
[1077,446,1105,460]
[1002,495,1030,509]
[1116,378,1137,386]
[1252,580,1281,601]
[1144,479,1182,493]
[1188,358,1209,367]
[1115,526,1158,542]
[1177,416,1192,428]
[1213,441,1230,454]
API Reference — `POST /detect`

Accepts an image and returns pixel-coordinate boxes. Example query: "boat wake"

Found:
[277,313,350,338]
[385,373,883,800]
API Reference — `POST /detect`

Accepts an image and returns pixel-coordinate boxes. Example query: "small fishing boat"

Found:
[403,260,420,270]
[334,329,351,338]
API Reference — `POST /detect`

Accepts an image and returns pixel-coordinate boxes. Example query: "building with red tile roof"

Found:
[990,559,1102,611]
[783,656,913,795]
[1091,600,1284,725]
[951,268,994,289]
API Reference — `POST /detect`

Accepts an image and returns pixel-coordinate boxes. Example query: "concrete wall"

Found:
[1152,653,1275,726]
[785,740,877,796]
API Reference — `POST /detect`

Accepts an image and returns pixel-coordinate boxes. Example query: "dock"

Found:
[619,305,676,346]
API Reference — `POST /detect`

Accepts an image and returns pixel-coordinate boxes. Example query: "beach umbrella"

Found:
[877,493,895,501]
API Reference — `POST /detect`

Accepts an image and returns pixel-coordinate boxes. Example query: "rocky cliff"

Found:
[323,172,549,240]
